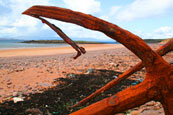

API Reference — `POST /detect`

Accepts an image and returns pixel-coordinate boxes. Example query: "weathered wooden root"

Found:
[23,6,173,115]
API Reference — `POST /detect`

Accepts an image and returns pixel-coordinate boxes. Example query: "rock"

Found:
[16,67,24,72]
[116,64,120,67]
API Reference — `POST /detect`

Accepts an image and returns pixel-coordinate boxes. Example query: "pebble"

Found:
[40,82,52,87]
[13,97,24,103]
[15,67,24,72]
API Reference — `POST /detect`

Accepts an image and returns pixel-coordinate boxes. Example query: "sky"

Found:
[0,0,173,41]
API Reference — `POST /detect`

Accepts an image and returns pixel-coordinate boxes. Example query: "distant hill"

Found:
[20,40,104,44]
[20,39,169,44]
[143,39,165,43]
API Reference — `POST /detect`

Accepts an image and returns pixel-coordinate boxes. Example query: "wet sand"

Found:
[0,44,123,57]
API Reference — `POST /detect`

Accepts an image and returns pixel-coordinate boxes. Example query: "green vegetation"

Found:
[20,40,103,44]
[143,39,167,43]
[20,38,172,44]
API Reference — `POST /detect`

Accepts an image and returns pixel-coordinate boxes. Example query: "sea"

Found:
[0,40,68,50]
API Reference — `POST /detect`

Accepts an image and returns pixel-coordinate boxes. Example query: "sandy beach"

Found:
[0,43,172,115]
[0,44,125,101]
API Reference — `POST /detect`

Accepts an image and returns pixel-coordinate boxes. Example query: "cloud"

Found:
[154,26,173,38]
[115,0,173,22]
[62,0,101,14]
[131,26,173,39]
[0,0,54,38]
[110,6,121,16]
[0,0,106,40]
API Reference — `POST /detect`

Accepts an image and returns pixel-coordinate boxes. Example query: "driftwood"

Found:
[23,5,173,115]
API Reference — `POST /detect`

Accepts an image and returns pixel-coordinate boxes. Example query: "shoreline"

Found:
[0,44,123,57]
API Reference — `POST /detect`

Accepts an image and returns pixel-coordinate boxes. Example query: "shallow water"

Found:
[0,41,68,50]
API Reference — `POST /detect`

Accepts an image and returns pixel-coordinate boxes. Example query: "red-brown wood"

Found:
[72,39,173,108]
[23,5,173,115]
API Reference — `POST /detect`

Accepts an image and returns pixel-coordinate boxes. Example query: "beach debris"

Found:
[13,97,24,103]
[137,78,143,83]
[113,75,118,79]
[53,111,59,114]
[131,82,137,85]
[67,74,76,78]
[131,78,143,85]
[84,69,94,74]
